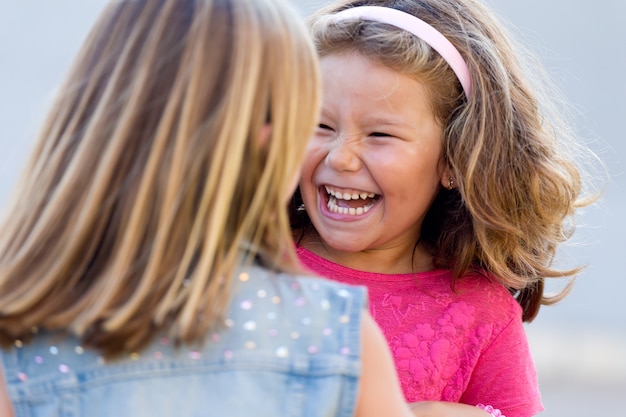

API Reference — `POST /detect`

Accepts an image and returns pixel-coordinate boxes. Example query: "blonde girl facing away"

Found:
[0,1,487,416]
[291,1,602,416]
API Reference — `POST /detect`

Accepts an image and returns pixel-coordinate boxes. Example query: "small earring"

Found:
[447,177,455,191]
[296,203,306,212]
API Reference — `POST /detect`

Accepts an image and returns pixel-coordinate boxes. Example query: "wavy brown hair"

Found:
[291,0,602,321]
[0,0,320,356]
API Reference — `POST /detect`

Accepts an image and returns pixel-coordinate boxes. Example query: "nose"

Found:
[325,133,362,172]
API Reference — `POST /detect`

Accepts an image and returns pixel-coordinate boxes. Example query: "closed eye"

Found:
[318,123,334,131]
[370,132,391,137]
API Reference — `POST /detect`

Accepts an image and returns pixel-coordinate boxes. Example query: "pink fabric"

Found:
[297,247,543,417]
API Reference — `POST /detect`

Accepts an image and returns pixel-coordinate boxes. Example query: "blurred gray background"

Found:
[1,1,624,415]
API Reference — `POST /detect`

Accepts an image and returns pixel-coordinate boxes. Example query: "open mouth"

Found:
[323,185,380,215]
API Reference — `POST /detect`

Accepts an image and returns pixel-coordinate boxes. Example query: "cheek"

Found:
[297,158,316,202]
[297,158,323,211]
[285,172,300,203]
[299,142,326,179]
[375,154,442,195]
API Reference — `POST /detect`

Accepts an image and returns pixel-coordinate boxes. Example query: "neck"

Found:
[300,234,434,274]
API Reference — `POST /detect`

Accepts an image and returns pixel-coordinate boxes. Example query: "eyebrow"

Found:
[361,117,417,130]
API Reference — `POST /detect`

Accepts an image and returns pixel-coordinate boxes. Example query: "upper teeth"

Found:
[325,186,375,200]
[324,185,377,216]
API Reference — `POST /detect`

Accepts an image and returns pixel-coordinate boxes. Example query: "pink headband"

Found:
[331,6,472,97]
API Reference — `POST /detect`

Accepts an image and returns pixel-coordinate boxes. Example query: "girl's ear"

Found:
[440,167,456,190]
[258,123,272,148]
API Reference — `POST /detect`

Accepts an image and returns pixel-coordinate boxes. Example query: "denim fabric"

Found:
[1,266,366,417]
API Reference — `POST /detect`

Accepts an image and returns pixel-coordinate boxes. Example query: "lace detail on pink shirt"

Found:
[296,247,543,417]
[379,294,486,400]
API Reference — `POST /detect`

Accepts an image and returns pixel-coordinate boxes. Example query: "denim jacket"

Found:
[1,265,366,417]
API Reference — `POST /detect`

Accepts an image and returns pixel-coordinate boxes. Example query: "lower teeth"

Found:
[327,197,373,215]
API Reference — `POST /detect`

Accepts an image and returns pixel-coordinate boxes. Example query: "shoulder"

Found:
[227,264,368,355]
[233,264,368,311]
[459,271,519,300]
[451,270,522,318]
[404,269,523,338]
[2,268,368,416]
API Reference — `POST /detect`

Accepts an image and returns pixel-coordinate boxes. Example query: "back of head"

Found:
[303,0,600,320]
[0,0,320,355]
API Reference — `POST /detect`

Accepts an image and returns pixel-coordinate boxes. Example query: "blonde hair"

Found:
[294,0,602,321]
[0,0,320,355]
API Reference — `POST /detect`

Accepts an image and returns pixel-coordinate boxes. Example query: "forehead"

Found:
[319,52,435,113]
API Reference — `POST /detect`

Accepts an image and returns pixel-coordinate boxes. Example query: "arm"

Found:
[459,317,542,417]
[410,402,492,417]
[355,311,414,417]
[0,361,15,417]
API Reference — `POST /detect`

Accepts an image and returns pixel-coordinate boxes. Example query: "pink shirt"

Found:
[297,247,543,417]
